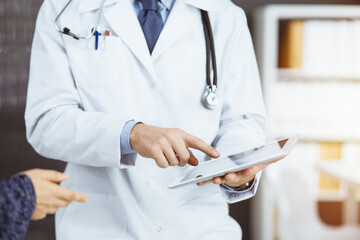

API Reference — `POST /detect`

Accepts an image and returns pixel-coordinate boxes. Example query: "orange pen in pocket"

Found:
[102,30,110,51]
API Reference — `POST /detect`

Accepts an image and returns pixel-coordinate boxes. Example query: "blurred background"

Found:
[1,0,360,239]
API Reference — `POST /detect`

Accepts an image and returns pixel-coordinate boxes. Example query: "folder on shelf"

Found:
[318,142,342,191]
[279,20,304,69]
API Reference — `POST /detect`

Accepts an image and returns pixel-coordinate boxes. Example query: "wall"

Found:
[0,0,359,239]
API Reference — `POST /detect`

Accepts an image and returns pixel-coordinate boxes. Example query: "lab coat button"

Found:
[157,227,162,233]
[146,181,151,186]
[149,83,155,89]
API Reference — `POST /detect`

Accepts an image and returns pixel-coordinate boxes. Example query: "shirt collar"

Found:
[131,0,174,11]
[159,0,174,11]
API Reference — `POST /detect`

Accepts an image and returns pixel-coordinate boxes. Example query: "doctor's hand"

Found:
[130,123,220,168]
[197,161,276,188]
[22,169,88,220]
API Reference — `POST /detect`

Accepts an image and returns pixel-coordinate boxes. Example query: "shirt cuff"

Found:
[220,172,262,204]
[120,120,140,155]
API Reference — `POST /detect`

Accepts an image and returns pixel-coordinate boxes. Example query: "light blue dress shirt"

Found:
[120,0,258,194]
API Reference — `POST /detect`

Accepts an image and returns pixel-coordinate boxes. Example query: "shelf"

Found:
[268,130,360,142]
[257,5,360,20]
[316,161,360,186]
[278,69,360,82]
[317,189,360,202]
[317,190,347,202]
[253,5,360,238]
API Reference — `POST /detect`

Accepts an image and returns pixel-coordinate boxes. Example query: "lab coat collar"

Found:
[79,0,229,13]
[78,0,118,12]
[183,0,230,12]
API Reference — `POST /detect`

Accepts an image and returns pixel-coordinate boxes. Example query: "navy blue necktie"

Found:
[138,0,164,54]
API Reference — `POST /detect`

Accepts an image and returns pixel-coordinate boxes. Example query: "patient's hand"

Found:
[22,169,88,220]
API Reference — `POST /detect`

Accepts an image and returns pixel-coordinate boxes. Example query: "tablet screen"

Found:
[181,138,289,182]
[229,138,288,164]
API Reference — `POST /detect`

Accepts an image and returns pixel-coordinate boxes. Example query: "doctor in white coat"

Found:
[26,0,270,239]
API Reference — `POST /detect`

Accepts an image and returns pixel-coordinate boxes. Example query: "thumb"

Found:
[187,150,199,166]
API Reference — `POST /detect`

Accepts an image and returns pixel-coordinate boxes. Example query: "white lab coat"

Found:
[25,0,267,239]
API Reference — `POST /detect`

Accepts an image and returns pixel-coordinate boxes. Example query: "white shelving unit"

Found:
[278,69,360,82]
[251,5,360,240]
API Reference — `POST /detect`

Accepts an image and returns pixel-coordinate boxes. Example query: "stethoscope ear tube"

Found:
[54,0,106,40]
[200,10,218,89]
[201,11,212,88]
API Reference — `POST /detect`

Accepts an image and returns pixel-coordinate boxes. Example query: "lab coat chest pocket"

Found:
[66,36,128,88]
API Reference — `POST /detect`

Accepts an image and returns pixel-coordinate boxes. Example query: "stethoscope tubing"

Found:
[200,10,218,90]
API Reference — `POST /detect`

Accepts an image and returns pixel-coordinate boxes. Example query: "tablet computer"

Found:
[168,135,298,189]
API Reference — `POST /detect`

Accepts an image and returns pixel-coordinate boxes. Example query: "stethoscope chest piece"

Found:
[202,86,220,110]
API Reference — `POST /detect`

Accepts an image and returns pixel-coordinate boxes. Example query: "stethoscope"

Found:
[54,0,220,110]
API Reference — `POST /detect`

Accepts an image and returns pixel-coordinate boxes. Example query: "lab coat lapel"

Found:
[103,0,158,82]
[151,1,190,60]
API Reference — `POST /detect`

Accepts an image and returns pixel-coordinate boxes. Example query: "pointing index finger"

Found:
[186,136,220,159]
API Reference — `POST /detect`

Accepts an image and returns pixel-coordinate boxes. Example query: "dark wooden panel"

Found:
[230,199,252,240]
[0,1,63,239]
